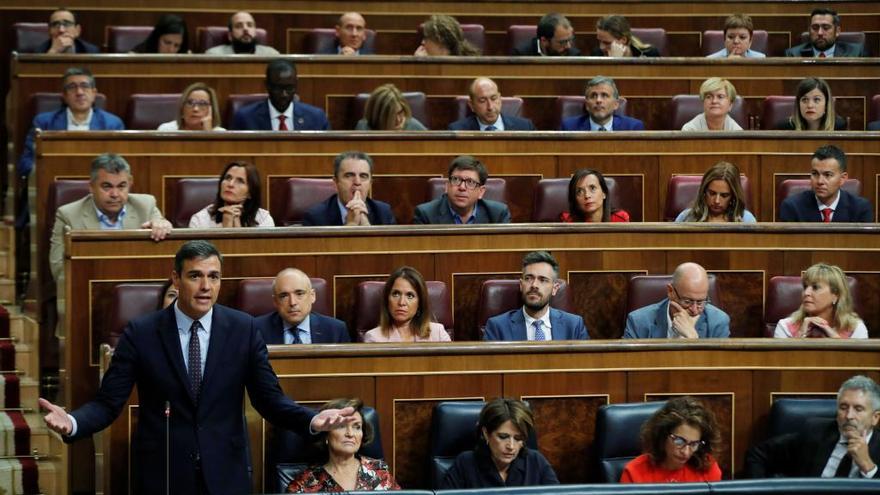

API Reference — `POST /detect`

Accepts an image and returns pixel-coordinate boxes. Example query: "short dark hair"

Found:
[313,398,374,457]
[479,398,535,440]
[266,59,296,81]
[566,168,614,222]
[210,161,263,227]
[640,396,720,472]
[51,8,78,24]
[333,151,373,177]
[90,153,131,181]
[227,11,254,31]
[62,67,95,88]
[174,240,222,275]
[537,13,571,40]
[812,144,847,172]
[447,155,487,185]
[810,8,841,26]
[522,251,559,279]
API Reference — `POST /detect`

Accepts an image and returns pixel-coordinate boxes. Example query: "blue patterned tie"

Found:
[533,320,546,341]
[188,320,202,401]
[485,125,497,131]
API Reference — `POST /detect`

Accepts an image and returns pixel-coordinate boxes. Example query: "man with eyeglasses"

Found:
[255,268,349,344]
[484,251,589,341]
[512,13,580,56]
[205,11,279,55]
[623,262,730,339]
[35,8,100,54]
[785,8,867,57]
[231,59,329,130]
[413,155,511,224]
[302,150,395,226]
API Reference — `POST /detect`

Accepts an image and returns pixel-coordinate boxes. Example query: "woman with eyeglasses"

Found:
[157,82,224,131]
[621,396,722,483]
[774,263,867,339]
[681,78,743,132]
[363,266,451,342]
[560,169,630,223]
[675,162,756,223]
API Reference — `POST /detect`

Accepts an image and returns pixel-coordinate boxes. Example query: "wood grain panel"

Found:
[569,271,645,339]
[528,396,607,483]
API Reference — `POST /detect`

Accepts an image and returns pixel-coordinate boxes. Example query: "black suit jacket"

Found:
[447,114,536,131]
[779,189,873,222]
[68,304,316,494]
[744,418,880,478]
[255,311,350,344]
[302,194,396,226]
[511,37,580,56]
[35,38,100,53]
[785,41,868,57]
[231,99,330,131]
[413,194,511,224]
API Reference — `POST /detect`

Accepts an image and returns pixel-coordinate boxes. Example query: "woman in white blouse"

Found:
[681,78,743,132]
[189,161,274,228]
[157,82,225,131]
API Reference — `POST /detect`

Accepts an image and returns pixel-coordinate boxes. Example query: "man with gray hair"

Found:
[744,375,880,478]
[302,151,395,226]
[560,76,645,131]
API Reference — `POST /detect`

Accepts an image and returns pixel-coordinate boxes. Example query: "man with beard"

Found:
[484,251,589,341]
[560,76,646,131]
[205,11,280,55]
[785,8,867,57]
[232,59,330,130]
[511,13,580,56]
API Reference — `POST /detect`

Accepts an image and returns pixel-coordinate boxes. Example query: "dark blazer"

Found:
[779,189,873,222]
[35,38,100,54]
[744,418,880,478]
[255,311,350,344]
[231,99,330,131]
[511,37,581,56]
[785,41,868,57]
[413,194,511,224]
[441,446,559,488]
[301,193,396,226]
[590,45,661,57]
[776,115,847,130]
[448,114,536,131]
[484,307,589,341]
[67,304,316,494]
[867,120,880,131]
[560,113,646,131]
[18,107,125,176]
[623,298,730,339]
[315,41,375,55]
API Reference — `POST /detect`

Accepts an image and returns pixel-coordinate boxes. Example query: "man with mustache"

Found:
[205,11,279,55]
[484,251,589,341]
[785,8,867,57]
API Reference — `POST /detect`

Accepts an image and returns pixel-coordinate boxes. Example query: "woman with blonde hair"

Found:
[681,78,743,131]
[414,15,480,56]
[364,266,451,342]
[592,15,660,57]
[774,263,867,339]
[157,82,224,131]
[355,83,427,130]
[676,161,756,222]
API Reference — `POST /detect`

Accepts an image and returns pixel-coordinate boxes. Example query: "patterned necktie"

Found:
[597,126,607,131]
[188,320,202,401]
[822,208,834,223]
[278,115,288,131]
[533,320,546,341]
[289,327,302,344]
[484,125,497,131]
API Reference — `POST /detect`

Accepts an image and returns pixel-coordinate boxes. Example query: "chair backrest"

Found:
[870,94,880,123]
[225,93,267,128]
[125,94,180,130]
[171,178,217,227]
[701,30,769,56]
[198,26,268,52]
[235,277,331,317]
[632,28,668,56]
[506,25,537,54]
[767,398,837,439]
[13,22,49,53]
[279,178,337,226]
[531,176,621,222]
[418,23,484,53]
[28,93,108,126]
[476,279,573,337]
[453,96,523,122]
[763,275,858,337]
[105,283,164,348]
[352,281,453,341]
[761,95,843,130]
[107,25,152,52]
[774,179,862,221]
[663,174,752,221]
[669,94,748,130]
[625,275,721,315]
[303,27,376,54]
[43,181,91,284]
[595,401,666,482]
[426,177,507,203]
[553,96,629,129]
[352,91,429,129]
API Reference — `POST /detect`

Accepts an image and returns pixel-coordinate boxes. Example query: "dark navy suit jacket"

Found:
[255,311,350,344]
[484,307,589,341]
[448,114,536,131]
[560,114,646,131]
[868,120,880,131]
[67,304,316,495]
[413,194,511,224]
[785,41,867,57]
[35,38,100,54]
[302,194,396,226]
[511,37,581,56]
[779,190,873,222]
[231,100,330,131]
[441,446,559,488]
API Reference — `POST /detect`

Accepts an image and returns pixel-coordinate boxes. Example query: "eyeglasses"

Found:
[552,36,576,46]
[448,175,482,191]
[63,82,95,92]
[672,286,710,309]
[184,99,211,109]
[49,20,76,29]
[669,434,705,451]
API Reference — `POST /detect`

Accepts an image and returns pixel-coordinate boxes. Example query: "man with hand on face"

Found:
[413,155,511,224]
[255,268,350,344]
[205,11,279,55]
[302,151,396,226]
[560,76,646,131]
[623,262,730,339]
[785,8,867,57]
[448,78,536,131]
[232,59,330,131]
[35,8,100,54]
[333,12,371,55]
[511,13,580,56]
[484,251,589,341]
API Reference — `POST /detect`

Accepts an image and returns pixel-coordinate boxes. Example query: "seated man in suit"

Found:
[560,76,646,131]
[780,144,873,222]
[36,8,100,54]
[448,78,536,131]
[302,150,396,226]
[744,375,880,479]
[413,155,511,224]
[232,59,330,130]
[205,11,279,55]
[255,268,350,344]
[785,8,867,57]
[485,251,589,341]
[511,13,580,56]
[623,262,730,339]
[333,12,371,55]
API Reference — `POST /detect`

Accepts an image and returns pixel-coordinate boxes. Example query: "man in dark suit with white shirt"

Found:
[448,78,536,131]
[784,8,868,57]
[232,59,330,131]
[560,76,646,131]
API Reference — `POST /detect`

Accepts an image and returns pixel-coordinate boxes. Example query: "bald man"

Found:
[448,77,536,131]
[334,12,371,55]
[254,269,350,344]
[623,263,730,339]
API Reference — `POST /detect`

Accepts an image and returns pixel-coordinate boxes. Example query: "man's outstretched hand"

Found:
[38,397,73,436]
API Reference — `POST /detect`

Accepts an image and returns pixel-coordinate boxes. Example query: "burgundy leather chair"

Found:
[775,179,862,221]
[279,178,337,226]
[506,25,536,54]
[235,278,331,317]
[761,95,845,130]
[554,96,629,130]
[669,94,749,130]
[701,30,769,56]
[531,176,620,222]
[476,279,573,337]
[171,178,217,227]
[13,22,49,53]
[198,26,269,53]
[43,180,91,283]
[625,275,721,316]
[105,283,165,348]
[632,28,668,56]
[663,174,752,222]
[303,28,377,54]
[125,94,181,130]
[418,23,485,53]
[426,178,507,203]
[453,96,523,122]
[764,276,858,337]
[107,26,152,53]
[225,93,268,129]
[352,280,453,341]
[352,92,429,129]
[28,93,107,126]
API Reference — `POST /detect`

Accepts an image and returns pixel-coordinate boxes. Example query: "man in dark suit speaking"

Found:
[448,78,536,131]
[38,240,354,494]
[484,251,589,341]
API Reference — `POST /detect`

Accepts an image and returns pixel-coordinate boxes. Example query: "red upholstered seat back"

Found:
[13,23,49,53]
[125,94,180,129]
[701,30,769,56]
[625,275,721,315]
[531,176,620,222]
[476,279,573,337]
[352,91,429,129]
[669,94,749,130]
[632,28,668,56]
[198,26,268,52]
[171,178,217,227]
[418,23,484,53]
[225,93,268,128]
[279,178,337,226]
[506,25,536,54]
[553,96,629,129]
[106,283,164,347]
[107,26,152,53]
[353,281,453,341]
[453,96,523,122]
[764,276,858,337]
[303,28,376,54]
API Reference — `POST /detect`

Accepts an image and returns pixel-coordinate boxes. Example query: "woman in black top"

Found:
[776,77,847,130]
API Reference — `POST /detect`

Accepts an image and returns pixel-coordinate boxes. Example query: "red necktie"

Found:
[822,208,834,223]
[818,52,827,58]
[278,115,288,131]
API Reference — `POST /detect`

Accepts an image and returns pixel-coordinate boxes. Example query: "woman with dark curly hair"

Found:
[188,161,274,228]
[131,14,189,54]
[621,396,722,483]
[414,15,480,56]
[560,169,630,223]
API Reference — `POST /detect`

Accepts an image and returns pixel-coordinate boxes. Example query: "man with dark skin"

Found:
[231,60,330,130]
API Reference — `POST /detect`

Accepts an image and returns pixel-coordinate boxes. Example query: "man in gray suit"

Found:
[413,155,511,224]
[623,262,730,339]
[784,8,868,57]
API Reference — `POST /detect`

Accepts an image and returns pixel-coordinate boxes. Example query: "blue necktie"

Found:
[485,125,497,131]
[533,320,546,341]
[288,327,302,344]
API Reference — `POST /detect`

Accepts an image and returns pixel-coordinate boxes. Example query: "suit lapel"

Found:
[510,310,528,340]
[474,201,489,223]
[78,197,102,229]
[258,101,272,130]
[202,306,233,396]
[696,311,709,338]
[652,300,669,338]
[270,312,286,344]
[309,313,324,343]
[548,308,561,339]
[809,422,841,476]
[833,192,850,222]
[436,196,454,223]
[328,195,344,225]
[157,307,195,405]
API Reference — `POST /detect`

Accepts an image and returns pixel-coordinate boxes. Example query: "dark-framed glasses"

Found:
[669,434,705,451]
[672,286,710,309]
[184,99,211,109]
[448,175,482,190]
[63,82,95,92]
